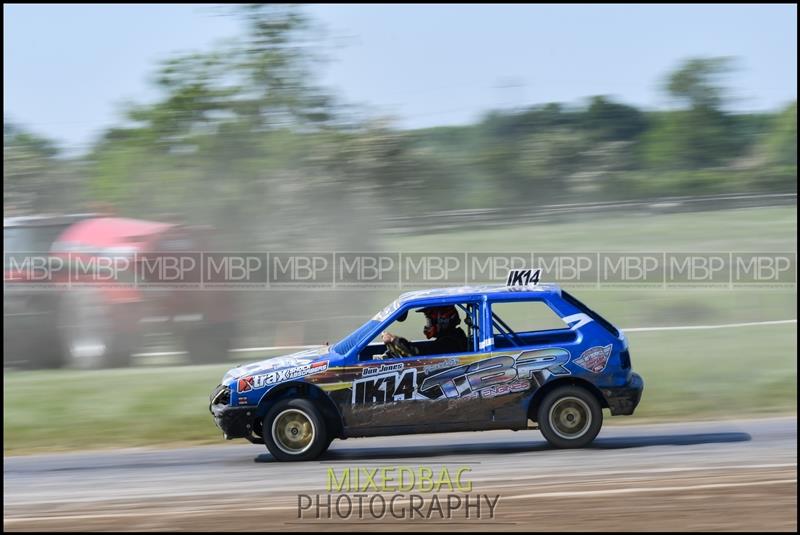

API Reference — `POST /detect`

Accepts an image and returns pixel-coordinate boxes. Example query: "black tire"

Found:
[16,327,64,370]
[263,398,329,462]
[6,294,65,369]
[58,289,135,369]
[537,386,603,449]
[184,322,234,365]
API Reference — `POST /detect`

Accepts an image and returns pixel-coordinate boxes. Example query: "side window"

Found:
[490,301,571,349]
[358,303,477,361]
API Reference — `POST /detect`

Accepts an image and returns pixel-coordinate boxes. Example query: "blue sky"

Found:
[4,4,797,152]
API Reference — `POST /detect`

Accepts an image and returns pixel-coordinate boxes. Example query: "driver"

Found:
[379,305,468,358]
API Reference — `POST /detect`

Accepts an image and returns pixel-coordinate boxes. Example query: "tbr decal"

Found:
[573,345,613,373]
[237,360,330,393]
[463,379,530,400]
[352,368,417,404]
[419,348,572,400]
[420,355,517,399]
[515,348,571,384]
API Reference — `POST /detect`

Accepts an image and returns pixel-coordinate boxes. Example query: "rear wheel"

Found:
[263,398,329,462]
[537,386,603,448]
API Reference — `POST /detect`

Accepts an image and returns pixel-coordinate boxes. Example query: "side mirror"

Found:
[397,310,408,323]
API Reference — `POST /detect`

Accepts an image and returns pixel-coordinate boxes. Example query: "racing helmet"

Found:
[418,305,461,339]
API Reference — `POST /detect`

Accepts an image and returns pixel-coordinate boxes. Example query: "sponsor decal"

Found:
[363,362,404,377]
[258,356,314,370]
[562,312,593,330]
[420,348,571,400]
[420,355,516,399]
[423,358,459,374]
[347,349,572,404]
[463,379,530,400]
[352,368,417,404]
[515,348,572,386]
[573,344,613,373]
[229,355,316,380]
[237,375,254,394]
[238,360,330,393]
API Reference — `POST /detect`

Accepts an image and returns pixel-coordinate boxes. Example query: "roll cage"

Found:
[349,289,583,361]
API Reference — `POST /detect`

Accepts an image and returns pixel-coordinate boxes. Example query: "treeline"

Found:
[4,5,796,246]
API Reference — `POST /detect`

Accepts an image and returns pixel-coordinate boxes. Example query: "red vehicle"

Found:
[4,215,236,368]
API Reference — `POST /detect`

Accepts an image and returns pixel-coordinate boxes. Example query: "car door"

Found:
[344,301,491,435]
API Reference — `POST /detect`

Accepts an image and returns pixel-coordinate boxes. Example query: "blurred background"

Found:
[3,4,796,452]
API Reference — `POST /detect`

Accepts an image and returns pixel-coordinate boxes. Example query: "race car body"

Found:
[210,282,643,461]
[4,215,236,368]
[4,214,96,368]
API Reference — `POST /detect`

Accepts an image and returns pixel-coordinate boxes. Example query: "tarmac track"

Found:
[4,416,797,531]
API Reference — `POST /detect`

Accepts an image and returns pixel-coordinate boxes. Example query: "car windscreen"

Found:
[4,225,71,269]
[332,319,379,355]
[4,225,69,253]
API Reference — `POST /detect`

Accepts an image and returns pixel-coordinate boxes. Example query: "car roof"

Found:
[398,283,561,305]
[55,217,176,248]
[3,213,100,228]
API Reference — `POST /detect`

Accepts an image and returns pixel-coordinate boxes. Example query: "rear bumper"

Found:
[603,372,644,416]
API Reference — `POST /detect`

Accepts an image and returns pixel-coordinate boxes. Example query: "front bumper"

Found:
[209,384,258,440]
[602,372,644,416]
[210,403,259,439]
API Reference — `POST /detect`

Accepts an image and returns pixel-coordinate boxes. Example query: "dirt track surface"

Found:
[4,417,797,531]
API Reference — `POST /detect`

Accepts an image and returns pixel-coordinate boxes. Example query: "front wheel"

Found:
[263,398,329,462]
[537,386,603,449]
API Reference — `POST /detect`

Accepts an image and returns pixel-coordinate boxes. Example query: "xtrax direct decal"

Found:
[237,360,330,393]
[573,344,613,373]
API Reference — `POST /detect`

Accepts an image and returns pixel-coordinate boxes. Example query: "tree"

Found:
[3,122,81,215]
[583,96,648,141]
[666,57,734,111]
[88,5,341,240]
[233,4,334,128]
[762,101,797,167]
[642,57,740,169]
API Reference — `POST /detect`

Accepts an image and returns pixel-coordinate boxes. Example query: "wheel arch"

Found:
[527,377,608,422]
[257,382,343,439]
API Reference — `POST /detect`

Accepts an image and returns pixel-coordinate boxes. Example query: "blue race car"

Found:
[210,280,644,461]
